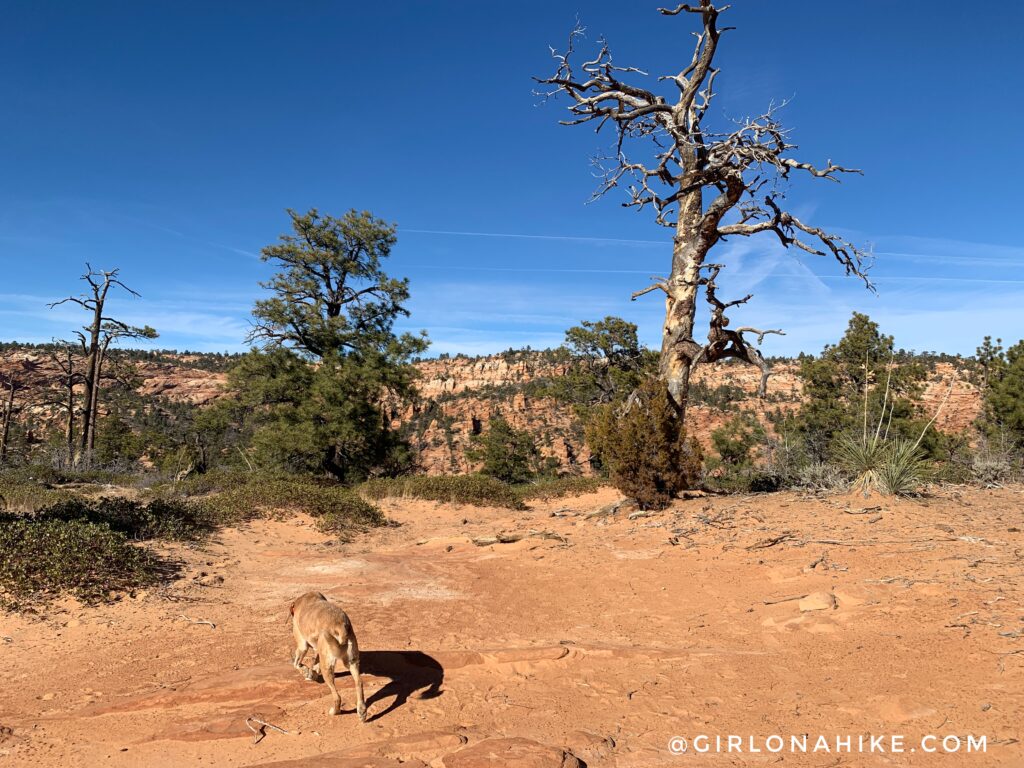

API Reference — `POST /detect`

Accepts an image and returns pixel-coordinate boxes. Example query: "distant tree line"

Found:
[2,211,1023,508]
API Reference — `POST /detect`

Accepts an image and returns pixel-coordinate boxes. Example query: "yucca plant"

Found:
[834,353,946,496]
[877,438,929,495]
[835,432,887,494]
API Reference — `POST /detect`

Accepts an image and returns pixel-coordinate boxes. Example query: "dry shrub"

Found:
[0,479,78,513]
[359,475,525,510]
[587,378,702,510]
[205,479,387,532]
[515,476,604,501]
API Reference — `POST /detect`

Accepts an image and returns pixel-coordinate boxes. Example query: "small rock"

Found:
[799,591,837,612]
[981,702,992,712]
[472,533,523,546]
[585,502,619,520]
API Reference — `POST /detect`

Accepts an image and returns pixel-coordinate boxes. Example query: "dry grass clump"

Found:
[198,478,388,536]
[0,479,78,513]
[514,476,604,501]
[359,475,526,509]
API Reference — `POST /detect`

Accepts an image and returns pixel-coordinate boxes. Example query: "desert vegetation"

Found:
[2,0,1022,764]
[4,291,1023,606]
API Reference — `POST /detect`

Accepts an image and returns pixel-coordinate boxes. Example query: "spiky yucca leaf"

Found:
[835,433,928,496]
[877,439,928,496]
[835,433,886,494]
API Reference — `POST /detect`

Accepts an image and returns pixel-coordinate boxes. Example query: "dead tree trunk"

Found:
[80,295,104,461]
[538,1,871,420]
[49,265,156,466]
[0,377,15,464]
[48,342,81,464]
[659,192,707,409]
[85,336,114,455]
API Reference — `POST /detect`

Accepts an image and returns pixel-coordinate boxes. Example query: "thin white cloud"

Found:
[0,292,250,350]
[402,228,664,247]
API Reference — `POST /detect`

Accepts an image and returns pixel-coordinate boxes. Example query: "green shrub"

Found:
[2,465,138,487]
[160,467,257,497]
[313,493,389,538]
[466,417,546,484]
[711,414,765,466]
[154,474,386,534]
[586,378,703,510]
[514,476,604,501]
[204,478,387,529]
[33,497,217,542]
[359,475,526,509]
[706,464,784,494]
[0,517,169,609]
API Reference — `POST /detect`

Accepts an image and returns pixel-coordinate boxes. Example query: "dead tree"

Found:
[0,373,19,464]
[0,361,36,465]
[536,1,870,418]
[690,264,783,396]
[42,340,84,466]
[49,265,157,464]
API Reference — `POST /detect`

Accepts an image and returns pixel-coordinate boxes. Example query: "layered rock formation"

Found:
[0,347,981,474]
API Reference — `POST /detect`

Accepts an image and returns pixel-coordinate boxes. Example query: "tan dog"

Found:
[289,591,367,721]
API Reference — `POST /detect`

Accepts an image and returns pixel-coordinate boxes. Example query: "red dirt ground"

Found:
[1,486,1022,766]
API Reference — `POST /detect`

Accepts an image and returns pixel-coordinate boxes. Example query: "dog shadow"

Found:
[328,650,444,722]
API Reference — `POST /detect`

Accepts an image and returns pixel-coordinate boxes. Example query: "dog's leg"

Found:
[293,635,312,679]
[318,637,342,716]
[345,637,367,722]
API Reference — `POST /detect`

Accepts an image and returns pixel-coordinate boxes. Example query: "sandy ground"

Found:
[1,486,1022,767]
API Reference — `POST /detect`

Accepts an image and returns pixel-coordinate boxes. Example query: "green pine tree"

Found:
[787,313,931,461]
[233,208,428,480]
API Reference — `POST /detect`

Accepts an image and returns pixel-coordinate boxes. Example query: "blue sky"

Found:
[2,1,1022,357]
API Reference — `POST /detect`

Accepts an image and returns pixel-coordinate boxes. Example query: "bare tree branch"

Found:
[538,5,869,411]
